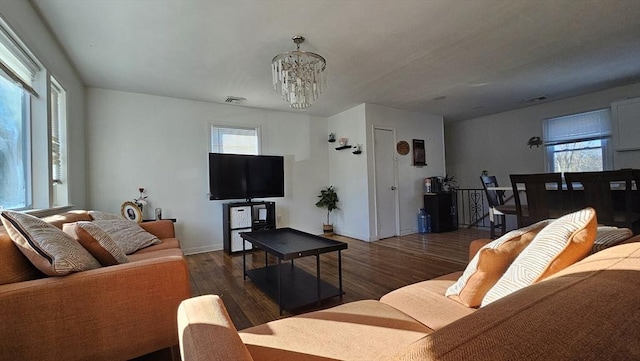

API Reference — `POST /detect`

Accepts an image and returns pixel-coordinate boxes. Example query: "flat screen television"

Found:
[208,153,284,201]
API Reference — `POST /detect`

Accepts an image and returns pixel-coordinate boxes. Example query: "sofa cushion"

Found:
[380,272,476,330]
[0,229,44,285]
[386,242,640,361]
[88,210,123,220]
[481,207,597,307]
[131,237,180,254]
[63,222,129,266]
[40,210,93,229]
[0,211,101,276]
[591,226,633,254]
[240,300,432,361]
[445,219,551,307]
[92,219,161,254]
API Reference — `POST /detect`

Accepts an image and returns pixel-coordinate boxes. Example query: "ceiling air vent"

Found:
[225,96,246,104]
[522,95,548,103]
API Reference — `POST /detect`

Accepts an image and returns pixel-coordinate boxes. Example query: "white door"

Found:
[374,127,398,239]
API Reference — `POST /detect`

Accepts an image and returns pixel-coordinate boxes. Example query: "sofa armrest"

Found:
[178,295,254,361]
[140,219,175,239]
[469,239,492,261]
[0,255,191,361]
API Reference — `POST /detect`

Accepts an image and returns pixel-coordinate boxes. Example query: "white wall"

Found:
[327,104,369,240]
[446,82,640,190]
[325,104,445,241]
[86,88,328,254]
[0,1,87,208]
[364,104,445,237]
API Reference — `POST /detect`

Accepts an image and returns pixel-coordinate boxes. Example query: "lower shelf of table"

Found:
[245,263,343,312]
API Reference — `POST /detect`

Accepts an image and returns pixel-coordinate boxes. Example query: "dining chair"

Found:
[564,169,640,234]
[479,175,518,238]
[510,173,564,228]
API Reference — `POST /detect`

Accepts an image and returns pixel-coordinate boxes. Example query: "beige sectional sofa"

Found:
[178,236,640,360]
[0,210,192,361]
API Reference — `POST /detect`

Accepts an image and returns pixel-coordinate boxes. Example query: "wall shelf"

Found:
[335,145,352,150]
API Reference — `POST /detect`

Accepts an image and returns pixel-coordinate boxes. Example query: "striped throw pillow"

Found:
[63,222,129,266]
[92,219,160,254]
[481,207,597,307]
[591,226,632,254]
[0,211,101,276]
[445,219,552,307]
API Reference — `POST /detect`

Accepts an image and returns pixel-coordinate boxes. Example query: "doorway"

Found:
[373,127,399,239]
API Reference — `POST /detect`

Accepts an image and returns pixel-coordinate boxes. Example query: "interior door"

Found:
[374,127,398,239]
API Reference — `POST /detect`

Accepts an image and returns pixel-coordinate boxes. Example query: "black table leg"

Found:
[316,254,321,305]
[243,239,246,279]
[338,250,343,296]
[278,257,282,315]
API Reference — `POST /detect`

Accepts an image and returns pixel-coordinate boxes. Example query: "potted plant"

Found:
[443,174,458,191]
[315,186,339,235]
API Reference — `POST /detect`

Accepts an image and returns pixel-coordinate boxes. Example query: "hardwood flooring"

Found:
[185,228,489,330]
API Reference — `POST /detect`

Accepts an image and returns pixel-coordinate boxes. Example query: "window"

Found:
[210,125,260,155]
[0,19,40,210]
[50,77,67,206]
[543,109,612,174]
[0,75,29,209]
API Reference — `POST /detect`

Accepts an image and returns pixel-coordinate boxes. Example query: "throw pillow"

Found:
[63,222,129,266]
[88,210,123,220]
[481,207,597,307]
[92,219,160,254]
[591,226,632,254]
[0,211,101,276]
[445,219,552,307]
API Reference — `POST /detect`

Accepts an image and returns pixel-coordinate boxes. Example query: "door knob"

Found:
[391,186,397,190]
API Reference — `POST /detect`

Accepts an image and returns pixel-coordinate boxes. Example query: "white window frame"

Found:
[50,76,68,206]
[210,123,261,155]
[543,109,613,174]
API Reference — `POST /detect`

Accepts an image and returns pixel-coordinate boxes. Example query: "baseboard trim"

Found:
[182,244,223,255]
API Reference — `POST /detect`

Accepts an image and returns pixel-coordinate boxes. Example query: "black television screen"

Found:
[208,153,284,200]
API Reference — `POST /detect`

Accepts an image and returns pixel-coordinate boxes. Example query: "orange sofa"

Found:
[177,237,640,361]
[0,210,192,361]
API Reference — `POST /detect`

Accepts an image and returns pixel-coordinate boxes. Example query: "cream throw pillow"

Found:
[445,219,552,307]
[0,211,101,276]
[63,222,129,266]
[88,210,123,220]
[481,207,597,307]
[92,219,160,254]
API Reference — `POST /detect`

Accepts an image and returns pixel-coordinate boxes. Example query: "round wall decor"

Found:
[396,140,410,155]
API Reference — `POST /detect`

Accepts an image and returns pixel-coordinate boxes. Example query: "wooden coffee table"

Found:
[241,227,348,315]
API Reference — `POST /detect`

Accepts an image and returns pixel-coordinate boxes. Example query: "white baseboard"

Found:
[182,244,223,255]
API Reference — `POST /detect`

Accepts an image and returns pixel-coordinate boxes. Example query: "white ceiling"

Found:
[31,0,640,121]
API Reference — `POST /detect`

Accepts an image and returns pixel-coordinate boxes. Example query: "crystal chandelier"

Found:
[272,35,327,109]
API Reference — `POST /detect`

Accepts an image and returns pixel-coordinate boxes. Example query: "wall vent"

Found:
[522,95,548,103]
[225,96,246,104]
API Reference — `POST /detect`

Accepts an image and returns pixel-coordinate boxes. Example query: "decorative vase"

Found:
[322,224,334,236]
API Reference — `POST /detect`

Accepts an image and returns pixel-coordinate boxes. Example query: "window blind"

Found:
[51,79,63,183]
[0,17,40,96]
[543,109,611,145]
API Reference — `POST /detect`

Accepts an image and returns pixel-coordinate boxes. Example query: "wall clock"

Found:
[396,140,410,155]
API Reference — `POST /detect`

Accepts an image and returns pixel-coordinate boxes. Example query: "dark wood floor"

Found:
[185,228,489,330]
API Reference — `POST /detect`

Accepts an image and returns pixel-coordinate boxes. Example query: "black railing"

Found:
[454,188,491,229]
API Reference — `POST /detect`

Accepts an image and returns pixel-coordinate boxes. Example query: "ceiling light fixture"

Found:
[272,35,327,110]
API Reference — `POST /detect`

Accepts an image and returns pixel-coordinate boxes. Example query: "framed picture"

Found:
[121,201,143,223]
[412,139,426,166]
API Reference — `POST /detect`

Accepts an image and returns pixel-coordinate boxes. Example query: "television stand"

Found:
[223,201,276,254]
